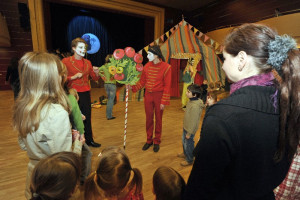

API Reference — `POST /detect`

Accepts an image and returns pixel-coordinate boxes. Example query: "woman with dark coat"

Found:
[184,24,300,200]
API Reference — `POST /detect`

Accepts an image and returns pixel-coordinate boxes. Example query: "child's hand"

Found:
[81,114,86,120]
[79,134,86,144]
[72,129,80,142]
[185,134,191,139]
[72,73,82,80]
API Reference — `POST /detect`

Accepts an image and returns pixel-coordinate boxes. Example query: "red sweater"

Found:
[62,56,99,92]
[132,61,171,105]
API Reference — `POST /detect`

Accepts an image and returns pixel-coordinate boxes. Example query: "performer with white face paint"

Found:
[62,37,101,148]
[130,45,171,152]
[147,51,155,61]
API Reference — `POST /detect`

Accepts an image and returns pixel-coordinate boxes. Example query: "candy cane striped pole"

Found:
[124,86,129,149]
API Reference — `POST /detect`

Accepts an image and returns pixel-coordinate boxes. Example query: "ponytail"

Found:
[130,168,143,195]
[275,49,300,162]
[84,172,102,200]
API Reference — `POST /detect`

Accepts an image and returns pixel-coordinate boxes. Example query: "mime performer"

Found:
[130,45,171,152]
[62,37,101,148]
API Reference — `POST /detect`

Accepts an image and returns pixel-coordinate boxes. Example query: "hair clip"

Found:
[98,152,102,157]
[267,35,297,71]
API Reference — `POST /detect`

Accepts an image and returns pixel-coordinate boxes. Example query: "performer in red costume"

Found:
[130,45,171,152]
[62,37,101,148]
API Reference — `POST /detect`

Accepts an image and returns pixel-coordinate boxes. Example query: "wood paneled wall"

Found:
[185,0,300,32]
[0,0,33,90]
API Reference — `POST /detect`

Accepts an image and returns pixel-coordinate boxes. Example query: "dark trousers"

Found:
[78,91,94,143]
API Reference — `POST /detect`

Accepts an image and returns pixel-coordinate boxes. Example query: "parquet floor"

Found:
[0,88,205,200]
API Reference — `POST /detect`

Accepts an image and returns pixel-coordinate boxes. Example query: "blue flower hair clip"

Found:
[267,35,297,71]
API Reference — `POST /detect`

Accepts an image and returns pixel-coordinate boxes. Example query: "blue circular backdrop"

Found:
[81,33,100,54]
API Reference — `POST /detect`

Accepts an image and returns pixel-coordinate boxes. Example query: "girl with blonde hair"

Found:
[13,52,84,199]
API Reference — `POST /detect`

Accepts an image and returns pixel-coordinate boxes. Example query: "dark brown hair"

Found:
[30,152,81,200]
[224,23,300,162]
[153,166,186,200]
[187,83,202,99]
[84,146,143,200]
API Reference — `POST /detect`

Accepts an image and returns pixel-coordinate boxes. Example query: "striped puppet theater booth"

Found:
[119,19,225,101]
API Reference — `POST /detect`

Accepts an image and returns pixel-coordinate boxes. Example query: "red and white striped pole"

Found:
[124,86,129,149]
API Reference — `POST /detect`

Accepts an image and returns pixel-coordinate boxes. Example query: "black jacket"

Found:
[184,86,289,200]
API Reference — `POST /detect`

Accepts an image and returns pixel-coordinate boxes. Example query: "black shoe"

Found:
[142,142,153,151]
[107,117,116,120]
[153,144,160,152]
[87,141,101,148]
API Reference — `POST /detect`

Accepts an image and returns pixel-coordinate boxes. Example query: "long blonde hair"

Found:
[13,52,70,138]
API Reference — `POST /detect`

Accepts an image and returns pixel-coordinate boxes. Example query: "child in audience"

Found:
[60,64,92,186]
[206,91,218,107]
[13,52,84,199]
[30,151,81,200]
[153,166,186,200]
[178,84,205,166]
[69,88,86,120]
[84,146,144,200]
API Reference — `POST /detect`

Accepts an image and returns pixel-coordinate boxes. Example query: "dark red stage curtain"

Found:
[170,58,180,97]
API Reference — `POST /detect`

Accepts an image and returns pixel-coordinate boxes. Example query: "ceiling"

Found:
[132,0,218,11]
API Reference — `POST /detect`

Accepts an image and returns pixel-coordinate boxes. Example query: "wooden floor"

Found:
[0,88,204,200]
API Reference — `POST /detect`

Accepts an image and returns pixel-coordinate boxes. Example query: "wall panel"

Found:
[0,0,33,90]
[187,0,300,32]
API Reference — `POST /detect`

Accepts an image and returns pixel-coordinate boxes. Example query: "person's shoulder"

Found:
[83,58,92,65]
[62,56,71,63]
[144,62,151,67]
[161,61,170,68]
[48,104,68,115]
[206,100,247,122]
[189,99,204,110]
[196,99,205,108]
[40,104,68,121]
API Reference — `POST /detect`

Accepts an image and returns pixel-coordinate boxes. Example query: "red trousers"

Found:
[144,91,164,144]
